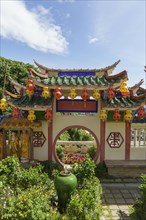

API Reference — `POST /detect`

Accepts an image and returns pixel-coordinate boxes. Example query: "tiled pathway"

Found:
[100,179,141,220]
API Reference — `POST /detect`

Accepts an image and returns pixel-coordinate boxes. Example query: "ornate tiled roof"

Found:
[34,60,121,76]
[7,95,53,111]
[30,71,128,89]
[102,88,146,109]
[102,96,145,109]
[4,61,145,111]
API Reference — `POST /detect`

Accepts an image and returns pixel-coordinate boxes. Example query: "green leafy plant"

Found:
[1,185,61,220]
[87,145,96,159]
[56,145,64,160]
[72,154,95,183]
[95,162,108,177]
[41,160,61,179]
[66,177,102,220]
[131,174,146,220]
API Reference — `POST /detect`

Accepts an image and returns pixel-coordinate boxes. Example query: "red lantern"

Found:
[26,79,34,91]
[113,109,121,121]
[45,107,52,121]
[54,87,62,100]
[81,89,90,101]
[107,87,115,100]
[137,106,145,119]
[12,107,20,119]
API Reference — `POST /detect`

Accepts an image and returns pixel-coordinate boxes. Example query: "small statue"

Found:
[9,131,19,157]
[19,130,30,160]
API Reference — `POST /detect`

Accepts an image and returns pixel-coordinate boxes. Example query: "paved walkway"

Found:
[100,178,141,220]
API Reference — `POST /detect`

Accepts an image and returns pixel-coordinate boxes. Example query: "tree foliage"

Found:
[0,56,36,98]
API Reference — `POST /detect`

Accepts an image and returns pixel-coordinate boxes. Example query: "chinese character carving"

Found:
[107,132,124,148]
[32,131,46,147]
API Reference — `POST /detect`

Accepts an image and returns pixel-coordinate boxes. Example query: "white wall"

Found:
[105,122,125,160]
[33,121,48,161]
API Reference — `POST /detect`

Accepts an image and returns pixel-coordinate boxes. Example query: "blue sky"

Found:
[0,0,145,87]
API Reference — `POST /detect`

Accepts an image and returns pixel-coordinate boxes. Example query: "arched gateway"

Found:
[0,61,146,172]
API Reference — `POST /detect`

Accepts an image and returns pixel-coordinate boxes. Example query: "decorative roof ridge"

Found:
[104,70,128,81]
[8,76,26,92]
[29,68,48,79]
[130,91,146,100]
[33,60,120,73]
[4,90,21,99]
[129,79,144,95]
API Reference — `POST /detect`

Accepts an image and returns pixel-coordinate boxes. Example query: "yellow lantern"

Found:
[69,88,77,100]
[42,86,50,99]
[26,89,34,97]
[124,109,133,122]
[120,79,129,97]
[99,109,107,121]
[0,98,7,111]
[27,109,36,122]
[92,89,100,100]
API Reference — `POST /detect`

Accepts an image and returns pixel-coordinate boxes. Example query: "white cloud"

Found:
[88,36,98,44]
[66,13,70,18]
[34,5,49,16]
[57,0,75,3]
[1,1,69,54]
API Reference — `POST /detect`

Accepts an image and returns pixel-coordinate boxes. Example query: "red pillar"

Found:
[48,121,53,161]
[125,122,131,160]
[100,120,106,162]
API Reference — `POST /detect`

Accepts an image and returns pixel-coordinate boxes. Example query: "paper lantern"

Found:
[113,109,121,121]
[120,80,129,97]
[137,106,145,119]
[0,98,7,111]
[42,86,50,99]
[26,89,34,97]
[107,87,115,100]
[81,89,89,101]
[12,107,20,119]
[92,89,100,100]
[99,109,107,121]
[27,109,36,122]
[45,107,52,121]
[69,88,77,100]
[54,87,62,100]
[26,79,34,91]
[124,109,133,122]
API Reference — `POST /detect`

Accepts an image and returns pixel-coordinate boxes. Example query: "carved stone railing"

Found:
[131,124,146,148]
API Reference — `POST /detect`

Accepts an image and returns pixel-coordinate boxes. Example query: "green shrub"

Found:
[56,145,64,160]
[66,177,102,220]
[41,160,61,179]
[87,145,96,159]
[1,185,61,220]
[71,154,95,184]
[131,174,146,220]
[95,162,107,177]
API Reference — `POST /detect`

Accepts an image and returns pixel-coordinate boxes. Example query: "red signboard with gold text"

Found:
[56,99,98,113]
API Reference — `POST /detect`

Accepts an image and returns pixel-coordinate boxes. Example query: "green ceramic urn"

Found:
[54,171,77,210]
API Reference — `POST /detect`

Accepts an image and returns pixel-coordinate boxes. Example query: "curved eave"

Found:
[34,60,120,75]
[129,79,144,96]
[105,70,128,81]
[102,96,146,110]
[29,68,48,79]
[4,90,21,99]
[8,76,26,90]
